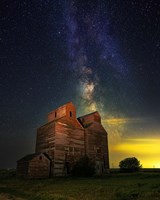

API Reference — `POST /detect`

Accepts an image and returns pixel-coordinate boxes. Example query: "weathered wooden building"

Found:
[17,153,51,178]
[17,102,109,178]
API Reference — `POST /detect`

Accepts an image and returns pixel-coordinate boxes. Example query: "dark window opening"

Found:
[70,111,72,117]
[55,112,57,118]
[39,156,42,160]
[97,148,101,154]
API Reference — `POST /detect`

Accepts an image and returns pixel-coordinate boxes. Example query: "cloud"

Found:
[126,138,160,143]
[103,117,151,125]
[109,136,160,168]
[113,137,160,167]
[114,139,160,154]
[102,117,148,125]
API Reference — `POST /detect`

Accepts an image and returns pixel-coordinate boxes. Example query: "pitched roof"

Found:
[17,153,51,162]
[77,111,101,128]
[78,111,99,119]
[48,101,75,115]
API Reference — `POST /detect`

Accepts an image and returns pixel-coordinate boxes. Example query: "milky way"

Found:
[0,0,160,168]
[62,0,132,116]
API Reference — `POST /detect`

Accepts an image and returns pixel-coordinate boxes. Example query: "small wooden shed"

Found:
[17,153,51,178]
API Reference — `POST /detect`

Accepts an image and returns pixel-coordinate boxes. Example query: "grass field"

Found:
[0,170,160,200]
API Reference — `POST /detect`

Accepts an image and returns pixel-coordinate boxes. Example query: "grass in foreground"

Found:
[0,171,160,200]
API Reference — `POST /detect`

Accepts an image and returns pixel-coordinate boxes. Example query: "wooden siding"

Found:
[36,123,55,156]
[85,122,109,169]
[78,111,101,125]
[17,161,29,177]
[28,154,50,178]
[17,154,50,178]
[48,104,66,122]
[54,121,84,176]
[78,111,109,171]
[36,122,55,176]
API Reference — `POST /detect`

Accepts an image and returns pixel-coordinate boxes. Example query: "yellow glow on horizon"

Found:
[112,138,160,168]
[154,163,160,168]
[102,116,160,168]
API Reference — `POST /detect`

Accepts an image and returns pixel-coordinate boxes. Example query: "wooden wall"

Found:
[47,102,78,124]
[17,161,29,177]
[36,122,55,175]
[54,120,84,176]
[36,122,55,156]
[79,111,110,172]
[28,154,50,178]
[17,154,50,179]
[85,122,109,169]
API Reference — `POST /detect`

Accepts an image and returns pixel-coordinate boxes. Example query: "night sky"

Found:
[0,0,160,168]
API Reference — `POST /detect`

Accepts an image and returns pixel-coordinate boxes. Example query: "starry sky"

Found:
[0,0,160,168]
